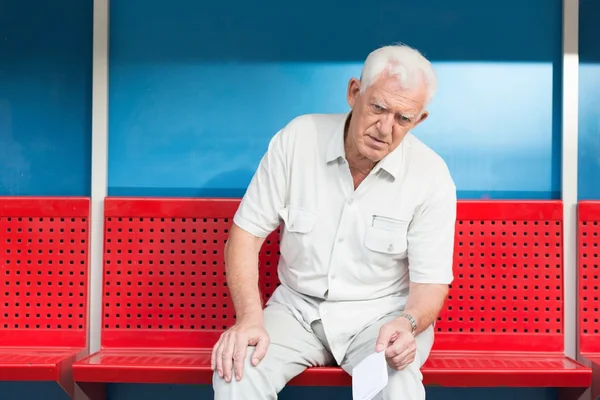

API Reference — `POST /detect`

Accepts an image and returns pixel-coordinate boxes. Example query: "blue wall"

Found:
[578,0,600,200]
[108,0,562,200]
[0,0,92,196]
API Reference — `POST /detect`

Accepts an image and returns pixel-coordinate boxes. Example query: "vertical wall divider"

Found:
[561,0,579,364]
[89,0,110,354]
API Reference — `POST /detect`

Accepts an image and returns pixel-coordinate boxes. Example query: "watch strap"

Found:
[399,312,417,336]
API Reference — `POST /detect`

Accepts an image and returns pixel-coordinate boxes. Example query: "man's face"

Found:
[346,72,429,162]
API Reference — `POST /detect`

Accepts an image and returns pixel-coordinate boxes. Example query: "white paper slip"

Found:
[351,350,389,400]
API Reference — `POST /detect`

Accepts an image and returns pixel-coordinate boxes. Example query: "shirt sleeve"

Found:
[233,130,287,238]
[406,168,457,284]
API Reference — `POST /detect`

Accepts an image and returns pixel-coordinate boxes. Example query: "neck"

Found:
[345,145,375,176]
[344,117,376,188]
[345,147,374,190]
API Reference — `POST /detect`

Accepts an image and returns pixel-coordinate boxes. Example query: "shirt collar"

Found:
[325,113,350,164]
[372,137,407,180]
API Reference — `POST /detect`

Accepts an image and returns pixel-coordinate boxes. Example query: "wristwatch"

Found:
[399,312,417,336]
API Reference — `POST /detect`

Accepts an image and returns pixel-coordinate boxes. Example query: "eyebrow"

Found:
[374,98,387,108]
[372,97,416,121]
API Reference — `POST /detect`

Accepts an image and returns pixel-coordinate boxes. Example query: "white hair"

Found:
[359,44,437,108]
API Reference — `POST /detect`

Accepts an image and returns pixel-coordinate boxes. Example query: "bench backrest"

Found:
[578,201,600,354]
[101,198,565,353]
[0,197,90,348]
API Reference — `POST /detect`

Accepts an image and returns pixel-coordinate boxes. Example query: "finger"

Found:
[233,334,248,381]
[390,347,417,370]
[251,335,270,366]
[385,334,409,358]
[215,334,228,378]
[211,336,223,371]
[376,324,394,352]
[221,332,237,382]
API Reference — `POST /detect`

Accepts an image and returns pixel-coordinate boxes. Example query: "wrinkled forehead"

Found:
[366,75,426,114]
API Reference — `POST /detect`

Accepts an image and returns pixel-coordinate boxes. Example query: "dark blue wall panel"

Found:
[108,0,562,200]
[579,0,600,200]
[0,0,92,196]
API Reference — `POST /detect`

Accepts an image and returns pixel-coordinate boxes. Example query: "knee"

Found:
[212,348,257,387]
[384,360,425,400]
[212,347,277,400]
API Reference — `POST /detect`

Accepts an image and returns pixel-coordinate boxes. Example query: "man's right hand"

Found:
[211,318,270,383]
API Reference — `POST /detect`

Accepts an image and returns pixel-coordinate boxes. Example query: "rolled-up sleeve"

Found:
[407,170,457,284]
[233,130,287,238]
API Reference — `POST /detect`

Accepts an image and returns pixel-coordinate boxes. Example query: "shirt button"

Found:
[322,308,328,315]
[290,224,295,229]
[347,199,354,205]
[387,244,394,251]
[338,238,344,243]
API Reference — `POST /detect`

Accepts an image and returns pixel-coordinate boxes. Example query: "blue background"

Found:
[0,0,598,398]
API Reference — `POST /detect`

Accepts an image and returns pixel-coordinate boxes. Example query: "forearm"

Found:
[224,223,266,322]
[402,282,449,335]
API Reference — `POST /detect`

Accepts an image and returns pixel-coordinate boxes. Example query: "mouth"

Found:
[367,135,387,147]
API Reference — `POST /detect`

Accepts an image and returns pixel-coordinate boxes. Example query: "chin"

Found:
[360,147,386,162]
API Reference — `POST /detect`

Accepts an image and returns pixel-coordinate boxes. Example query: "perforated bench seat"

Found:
[72,198,592,391]
[0,197,91,397]
[0,347,87,381]
[72,349,590,387]
[420,352,589,387]
[72,349,213,384]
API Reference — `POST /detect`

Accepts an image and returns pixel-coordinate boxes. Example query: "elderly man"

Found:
[211,44,456,399]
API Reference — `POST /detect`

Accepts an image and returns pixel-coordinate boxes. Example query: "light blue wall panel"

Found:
[108,0,562,200]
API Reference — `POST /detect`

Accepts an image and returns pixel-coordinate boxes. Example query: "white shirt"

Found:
[234,113,457,364]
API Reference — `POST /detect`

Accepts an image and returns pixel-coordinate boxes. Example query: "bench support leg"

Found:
[592,362,600,400]
[75,382,106,400]
[558,386,589,400]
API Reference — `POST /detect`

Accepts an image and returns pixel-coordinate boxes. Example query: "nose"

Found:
[377,113,394,136]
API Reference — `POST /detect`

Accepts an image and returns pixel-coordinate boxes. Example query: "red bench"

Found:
[578,201,600,399]
[0,197,90,397]
[73,197,591,393]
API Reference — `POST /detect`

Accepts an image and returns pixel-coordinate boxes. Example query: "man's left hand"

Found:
[375,317,416,370]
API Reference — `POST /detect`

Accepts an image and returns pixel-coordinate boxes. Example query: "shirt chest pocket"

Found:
[281,207,317,234]
[278,207,317,270]
[364,216,409,257]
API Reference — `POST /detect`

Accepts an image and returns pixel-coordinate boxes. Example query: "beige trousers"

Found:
[213,302,435,399]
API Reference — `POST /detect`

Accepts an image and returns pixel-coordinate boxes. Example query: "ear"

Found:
[346,78,361,109]
[412,111,429,128]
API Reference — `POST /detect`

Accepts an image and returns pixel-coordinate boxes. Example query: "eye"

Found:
[371,104,384,112]
[398,115,412,123]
